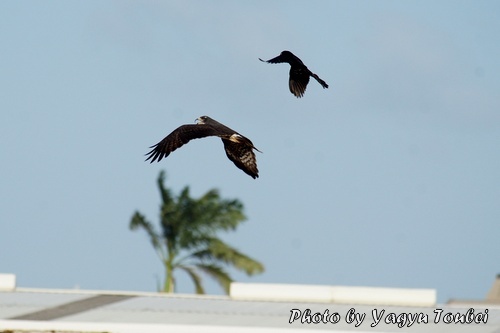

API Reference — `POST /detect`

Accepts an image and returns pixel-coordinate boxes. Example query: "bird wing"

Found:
[289,67,311,98]
[259,52,305,66]
[259,54,288,64]
[221,139,259,179]
[145,124,220,163]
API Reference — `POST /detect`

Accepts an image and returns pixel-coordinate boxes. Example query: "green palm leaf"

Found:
[194,263,232,294]
[190,238,264,275]
[178,265,205,294]
[129,212,164,257]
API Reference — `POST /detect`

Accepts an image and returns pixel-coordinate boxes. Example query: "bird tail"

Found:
[311,73,329,89]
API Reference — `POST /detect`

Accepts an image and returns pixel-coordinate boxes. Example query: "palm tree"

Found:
[129,170,264,294]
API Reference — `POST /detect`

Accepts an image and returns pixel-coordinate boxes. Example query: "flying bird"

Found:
[145,116,261,179]
[259,50,329,98]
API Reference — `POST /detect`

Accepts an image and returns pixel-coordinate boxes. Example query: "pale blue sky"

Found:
[1,1,499,303]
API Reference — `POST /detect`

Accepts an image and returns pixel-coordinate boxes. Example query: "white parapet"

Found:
[0,273,16,291]
[230,282,332,303]
[230,282,436,307]
[330,285,436,307]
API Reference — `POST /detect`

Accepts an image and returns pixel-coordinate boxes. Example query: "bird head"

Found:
[196,115,209,124]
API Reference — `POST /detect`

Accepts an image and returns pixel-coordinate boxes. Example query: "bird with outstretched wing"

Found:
[145,116,261,179]
[260,50,329,98]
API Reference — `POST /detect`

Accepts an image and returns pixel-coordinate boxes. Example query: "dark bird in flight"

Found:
[145,116,261,179]
[259,50,329,98]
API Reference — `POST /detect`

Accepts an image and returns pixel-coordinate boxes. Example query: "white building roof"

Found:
[1,280,499,333]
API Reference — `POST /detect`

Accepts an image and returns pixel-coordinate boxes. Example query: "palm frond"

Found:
[129,212,163,255]
[195,191,247,231]
[194,263,232,294]
[190,238,264,275]
[157,170,174,207]
[178,265,205,294]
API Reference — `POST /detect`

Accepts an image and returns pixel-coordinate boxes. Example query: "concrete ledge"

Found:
[231,283,332,303]
[0,273,16,291]
[230,282,436,306]
[330,286,436,306]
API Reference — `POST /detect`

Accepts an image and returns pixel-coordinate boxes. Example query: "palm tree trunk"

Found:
[163,240,176,293]
[163,259,174,293]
